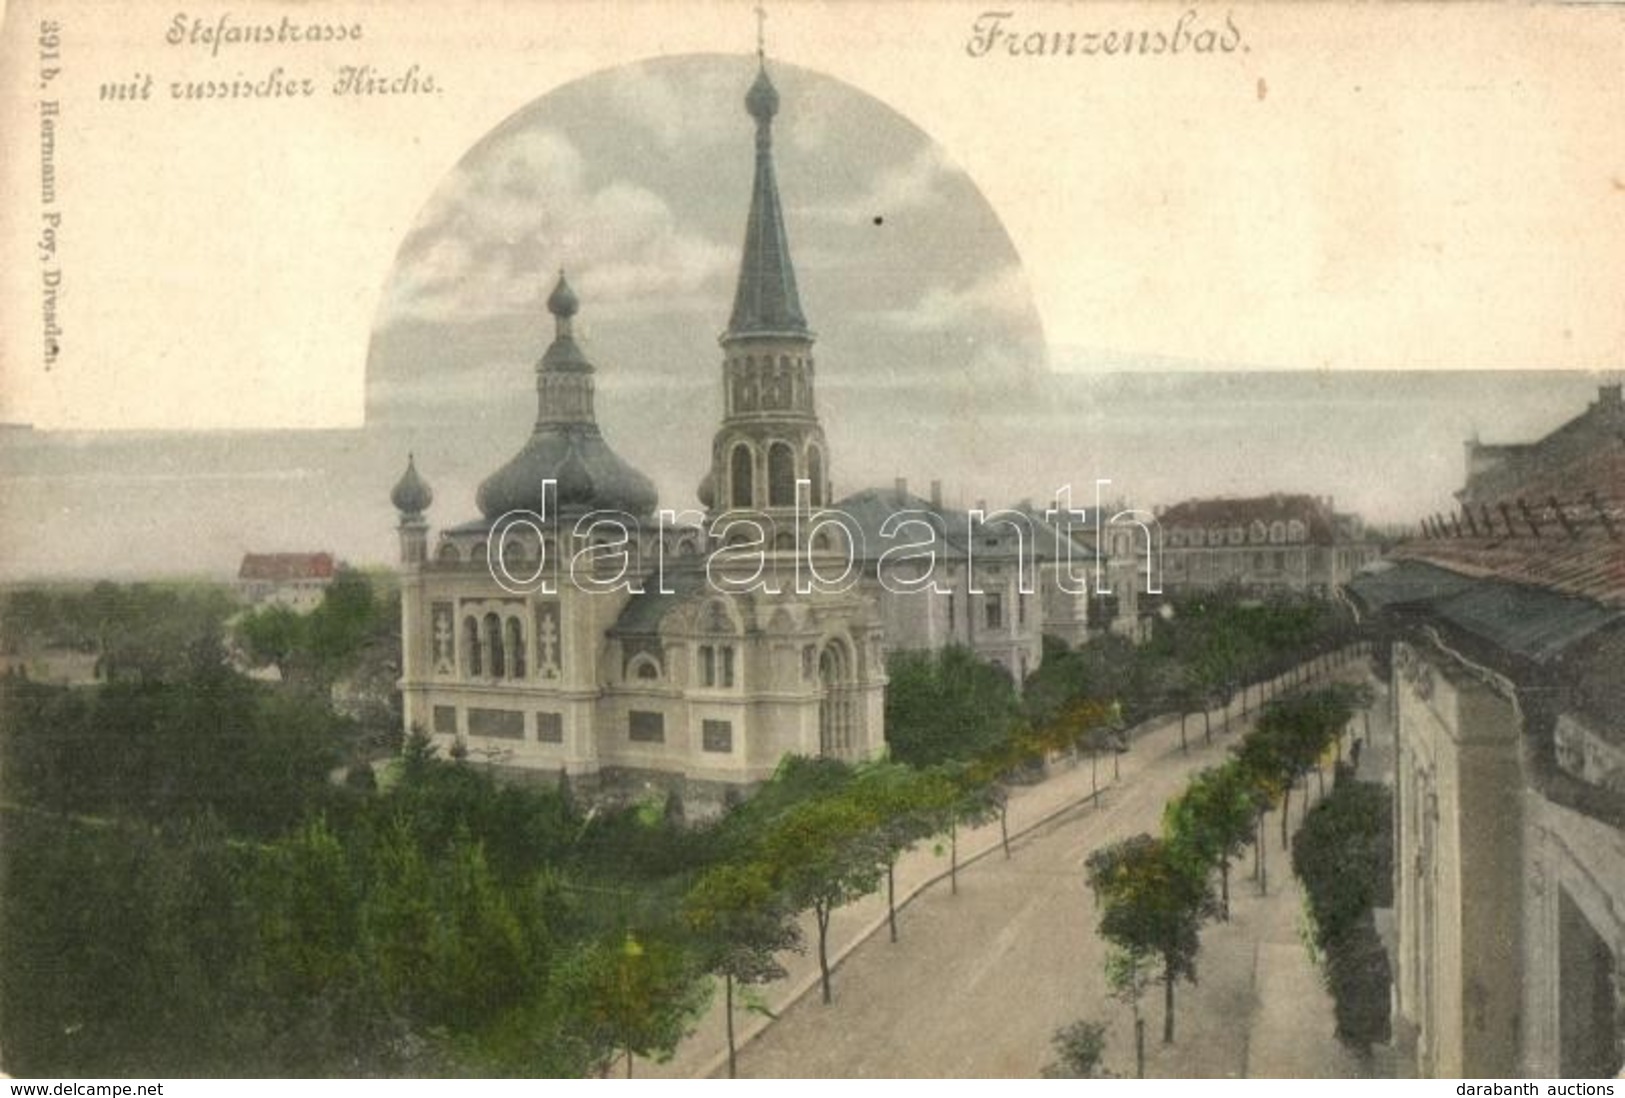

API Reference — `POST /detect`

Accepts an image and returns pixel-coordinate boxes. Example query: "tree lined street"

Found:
[651,657,1382,1078]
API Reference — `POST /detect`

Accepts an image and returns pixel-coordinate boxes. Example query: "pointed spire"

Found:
[728,58,808,339]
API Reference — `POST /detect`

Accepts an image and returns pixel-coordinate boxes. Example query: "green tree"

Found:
[1032,695,1115,805]
[759,793,885,1005]
[236,604,307,679]
[1161,665,1201,754]
[923,761,1004,896]
[1105,947,1156,1078]
[884,645,1020,767]
[682,861,803,1078]
[1086,834,1218,1045]
[235,568,387,695]
[1043,1018,1109,1078]
[570,930,710,1077]
[848,761,940,940]
[1163,762,1257,919]
[1291,778,1394,1052]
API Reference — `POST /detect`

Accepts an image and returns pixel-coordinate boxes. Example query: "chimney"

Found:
[1598,383,1623,409]
[894,476,908,501]
[930,479,943,509]
[976,498,987,513]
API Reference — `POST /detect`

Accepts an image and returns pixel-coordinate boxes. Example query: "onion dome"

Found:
[556,443,595,508]
[390,453,433,516]
[477,431,657,518]
[475,273,658,519]
[540,271,592,374]
[745,66,779,122]
[547,271,580,319]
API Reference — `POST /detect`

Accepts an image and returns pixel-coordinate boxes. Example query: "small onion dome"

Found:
[547,271,580,320]
[696,468,716,510]
[476,427,658,519]
[391,453,433,515]
[745,66,779,122]
[540,270,593,374]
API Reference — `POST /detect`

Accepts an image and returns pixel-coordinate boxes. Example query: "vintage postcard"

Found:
[0,0,1621,1083]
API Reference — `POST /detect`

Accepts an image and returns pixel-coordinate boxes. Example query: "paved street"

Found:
[734,724,1210,1077]
[651,654,1383,1079]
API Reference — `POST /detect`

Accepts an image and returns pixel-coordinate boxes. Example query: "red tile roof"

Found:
[238,552,337,583]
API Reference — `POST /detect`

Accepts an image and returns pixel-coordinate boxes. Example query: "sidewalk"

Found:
[649,647,1374,1079]
[1139,659,1389,1078]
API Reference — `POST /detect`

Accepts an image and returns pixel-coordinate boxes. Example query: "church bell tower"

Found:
[699,59,833,548]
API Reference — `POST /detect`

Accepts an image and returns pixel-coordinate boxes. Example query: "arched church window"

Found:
[505,617,525,679]
[484,612,505,679]
[731,443,754,509]
[818,641,855,757]
[463,617,482,677]
[807,448,825,507]
[774,531,795,551]
[768,442,796,507]
[438,543,461,563]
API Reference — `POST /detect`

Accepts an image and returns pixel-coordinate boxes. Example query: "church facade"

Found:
[389,62,887,810]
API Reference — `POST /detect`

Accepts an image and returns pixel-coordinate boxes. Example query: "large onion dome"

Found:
[475,273,658,519]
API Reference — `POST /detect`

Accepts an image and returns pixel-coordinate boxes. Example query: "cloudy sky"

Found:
[0,54,1616,581]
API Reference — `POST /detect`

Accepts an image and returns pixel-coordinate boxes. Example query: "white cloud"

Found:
[866,265,1035,332]
[807,143,952,223]
[379,127,733,328]
[605,64,735,151]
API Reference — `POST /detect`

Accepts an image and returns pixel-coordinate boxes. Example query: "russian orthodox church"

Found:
[391,59,887,810]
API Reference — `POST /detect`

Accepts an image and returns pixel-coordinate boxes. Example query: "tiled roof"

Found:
[1395,439,1625,609]
[1158,494,1339,545]
[238,552,335,582]
[832,489,1106,566]
[611,565,710,635]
